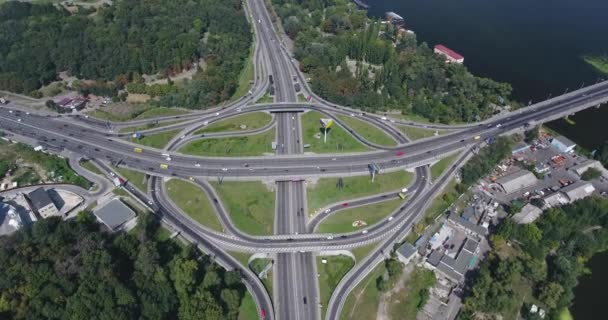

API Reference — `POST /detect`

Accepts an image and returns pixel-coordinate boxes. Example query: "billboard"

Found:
[320,118,334,129]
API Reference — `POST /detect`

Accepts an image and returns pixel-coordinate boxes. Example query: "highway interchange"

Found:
[1,0,608,319]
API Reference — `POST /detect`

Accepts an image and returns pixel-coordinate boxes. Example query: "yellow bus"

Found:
[160,163,169,169]
[133,147,143,153]
[474,136,481,140]
[398,192,406,199]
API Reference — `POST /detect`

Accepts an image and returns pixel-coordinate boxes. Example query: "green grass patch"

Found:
[115,166,147,191]
[180,130,275,157]
[210,181,275,235]
[129,129,182,149]
[87,105,189,122]
[249,258,273,298]
[302,111,369,153]
[351,242,379,263]
[118,120,182,133]
[430,153,459,181]
[238,291,258,320]
[317,198,403,234]
[340,263,384,320]
[336,115,397,146]
[256,92,273,104]
[307,170,413,215]
[229,251,252,266]
[317,255,355,319]
[558,308,574,320]
[397,125,442,140]
[583,54,608,75]
[166,179,224,232]
[195,112,272,134]
[79,159,102,175]
[297,94,308,102]
[387,267,436,320]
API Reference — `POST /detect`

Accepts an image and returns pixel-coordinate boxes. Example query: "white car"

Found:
[324,208,331,214]
[222,168,228,172]
[495,123,502,128]
[350,113,355,116]
[165,156,172,161]
[401,188,408,193]
[17,118,21,122]
[381,116,387,121]
[327,235,334,240]
[26,112,30,115]
[362,230,368,234]
[203,121,209,125]
[180,135,186,140]
[237,108,242,112]
[388,216,394,221]
[215,112,220,116]
[147,200,153,205]
[194,163,201,167]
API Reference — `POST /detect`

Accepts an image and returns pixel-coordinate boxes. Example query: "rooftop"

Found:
[434,45,464,60]
[27,187,54,210]
[497,170,538,194]
[561,181,595,202]
[397,242,417,259]
[94,198,136,231]
[552,135,576,147]
[512,203,543,224]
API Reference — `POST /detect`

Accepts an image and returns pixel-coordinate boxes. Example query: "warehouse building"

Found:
[26,187,60,219]
[561,181,595,202]
[93,198,137,231]
[570,159,608,178]
[551,135,577,153]
[512,204,543,224]
[497,170,538,194]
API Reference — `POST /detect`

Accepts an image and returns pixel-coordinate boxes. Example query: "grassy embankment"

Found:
[317,255,355,319]
[336,115,397,146]
[129,129,182,149]
[583,54,608,75]
[210,181,275,235]
[307,170,413,215]
[165,179,224,232]
[180,130,275,156]
[317,198,403,233]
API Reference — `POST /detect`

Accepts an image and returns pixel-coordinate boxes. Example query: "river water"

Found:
[367,0,608,149]
[365,0,608,318]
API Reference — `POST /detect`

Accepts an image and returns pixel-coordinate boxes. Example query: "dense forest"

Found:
[0,213,247,319]
[0,0,251,108]
[272,0,513,123]
[459,196,608,319]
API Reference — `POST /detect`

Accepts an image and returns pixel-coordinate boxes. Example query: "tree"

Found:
[581,167,601,181]
[537,282,564,309]
[524,127,540,143]
[594,141,608,167]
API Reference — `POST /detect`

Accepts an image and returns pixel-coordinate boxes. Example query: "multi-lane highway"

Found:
[1,0,607,319]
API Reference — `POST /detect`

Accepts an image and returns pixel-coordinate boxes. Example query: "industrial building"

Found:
[26,187,60,219]
[542,191,570,208]
[396,242,418,264]
[512,203,543,224]
[561,181,595,202]
[93,198,137,231]
[497,170,538,194]
[511,142,530,155]
[570,159,608,178]
[551,135,577,153]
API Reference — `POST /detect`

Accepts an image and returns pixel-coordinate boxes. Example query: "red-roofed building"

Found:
[434,44,464,64]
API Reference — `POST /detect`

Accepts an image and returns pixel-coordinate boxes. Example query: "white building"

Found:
[551,135,576,153]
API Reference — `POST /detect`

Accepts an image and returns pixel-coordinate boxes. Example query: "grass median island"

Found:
[317,198,403,234]
[339,263,384,320]
[79,159,102,175]
[238,292,258,320]
[307,170,413,215]
[317,255,355,319]
[118,120,182,133]
[350,242,379,263]
[195,112,272,134]
[210,181,275,235]
[256,92,273,103]
[398,124,442,140]
[249,258,273,297]
[336,115,397,146]
[231,40,255,101]
[166,179,224,232]
[302,111,369,153]
[129,129,182,149]
[430,152,459,181]
[180,129,275,156]
[115,166,147,191]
